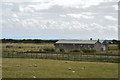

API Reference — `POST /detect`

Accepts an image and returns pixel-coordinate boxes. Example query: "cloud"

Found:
[24,3,53,11]
[112,5,118,10]
[51,0,107,9]
[67,13,94,19]
[59,15,67,18]
[104,16,117,21]
[1,1,118,39]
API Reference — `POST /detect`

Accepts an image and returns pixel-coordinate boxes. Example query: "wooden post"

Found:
[31,53,32,58]
[41,53,42,59]
[46,53,47,59]
[26,53,27,58]
[68,53,69,60]
[8,52,9,58]
[11,53,13,58]
[36,53,37,59]
[107,54,109,62]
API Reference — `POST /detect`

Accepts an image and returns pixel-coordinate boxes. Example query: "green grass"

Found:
[2,58,118,78]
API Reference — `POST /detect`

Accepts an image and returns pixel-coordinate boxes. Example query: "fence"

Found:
[2,52,120,63]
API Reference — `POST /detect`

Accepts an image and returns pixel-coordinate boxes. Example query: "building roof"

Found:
[56,40,104,44]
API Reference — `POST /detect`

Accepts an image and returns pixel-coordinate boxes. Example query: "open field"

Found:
[2,58,118,78]
[2,43,119,63]
[2,43,119,54]
[2,43,54,52]
[2,43,119,78]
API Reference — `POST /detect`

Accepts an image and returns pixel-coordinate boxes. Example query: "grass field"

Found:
[2,58,118,78]
[2,43,119,54]
[2,43,54,52]
[2,43,119,78]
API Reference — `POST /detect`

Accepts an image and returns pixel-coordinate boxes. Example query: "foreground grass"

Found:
[2,58,118,78]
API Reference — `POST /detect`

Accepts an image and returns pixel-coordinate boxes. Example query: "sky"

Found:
[0,0,119,40]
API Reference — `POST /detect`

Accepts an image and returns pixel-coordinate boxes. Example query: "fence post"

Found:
[41,53,43,59]
[40,53,42,59]
[31,53,32,58]
[7,52,9,58]
[62,53,64,60]
[86,54,88,61]
[80,53,83,61]
[36,53,37,59]
[107,54,109,62]
[57,53,58,60]
[12,53,13,58]
[46,53,47,59]
[73,53,75,61]
[94,54,95,62]
[68,53,69,60]
[26,53,27,58]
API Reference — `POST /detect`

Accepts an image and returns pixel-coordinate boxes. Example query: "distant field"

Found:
[108,44,118,53]
[2,43,54,52]
[2,58,118,78]
[2,43,119,54]
[109,44,118,50]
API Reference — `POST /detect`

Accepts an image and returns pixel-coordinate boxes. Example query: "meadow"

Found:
[2,43,119,78]
[2,58,118,78]
[2,43,54,52]
[2,43,119,63]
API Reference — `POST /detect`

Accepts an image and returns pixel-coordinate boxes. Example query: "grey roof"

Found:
[56,40,104,44]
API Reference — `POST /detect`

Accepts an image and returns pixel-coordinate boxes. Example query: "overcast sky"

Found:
[0,0,119,40]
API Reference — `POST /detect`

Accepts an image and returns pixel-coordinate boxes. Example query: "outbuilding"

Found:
[54,39,109,51]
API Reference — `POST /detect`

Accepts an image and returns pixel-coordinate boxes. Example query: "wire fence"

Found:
[2,52,120,63]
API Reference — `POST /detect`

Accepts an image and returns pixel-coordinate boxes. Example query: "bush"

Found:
[43,48,55,52]
[59,49,65,52]
[39,49,43,52]
[70,49,81,52]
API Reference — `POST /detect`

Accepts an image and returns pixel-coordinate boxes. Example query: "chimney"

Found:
[97,39,100,42]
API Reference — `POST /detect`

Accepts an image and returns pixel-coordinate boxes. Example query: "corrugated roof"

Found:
[56,40,104,44]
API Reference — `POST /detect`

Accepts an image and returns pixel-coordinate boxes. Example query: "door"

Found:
[102,45,106,51]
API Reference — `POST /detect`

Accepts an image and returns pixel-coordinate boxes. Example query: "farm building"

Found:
[54,39,109,51]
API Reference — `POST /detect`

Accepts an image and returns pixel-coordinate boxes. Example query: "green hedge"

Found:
[43,48,55,52]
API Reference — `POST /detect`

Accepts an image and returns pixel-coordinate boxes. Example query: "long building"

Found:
[54,39,109,51]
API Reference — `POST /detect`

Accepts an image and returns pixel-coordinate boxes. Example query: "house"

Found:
[54,39,109,51]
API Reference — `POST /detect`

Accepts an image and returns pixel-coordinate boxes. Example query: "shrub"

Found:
[39,49,43,52]
[70,49,81,52]
[43,48,55,52]
[59,49,65,52]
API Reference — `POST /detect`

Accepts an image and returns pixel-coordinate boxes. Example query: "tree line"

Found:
[1,38,58,43]
[1,38,120,50]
